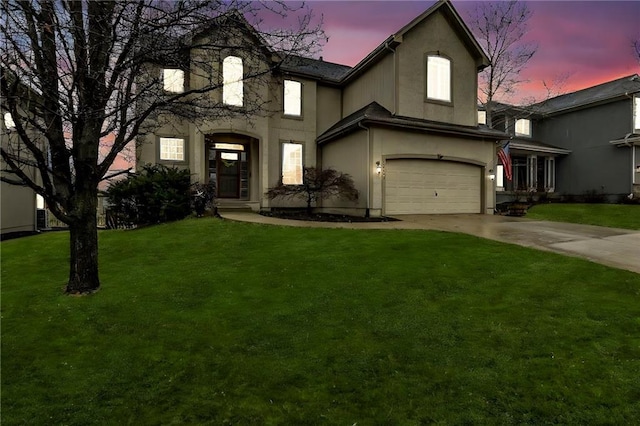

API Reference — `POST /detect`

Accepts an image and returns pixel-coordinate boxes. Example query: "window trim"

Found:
[162,68,185,93]
[478,110,486,126]
[283,79,303,119]
[280,141,304,185]
[515,118,531,137]
[3,112,16,130]
[425,53,453,104]
[222,55,244,107]
[157,136,188,164]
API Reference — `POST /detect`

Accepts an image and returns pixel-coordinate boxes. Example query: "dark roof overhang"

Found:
[317,102,508,145]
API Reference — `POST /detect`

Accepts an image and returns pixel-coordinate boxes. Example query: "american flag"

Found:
[497,143,512,181]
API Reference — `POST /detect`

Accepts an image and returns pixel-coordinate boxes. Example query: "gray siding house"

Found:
[491,74,640,203]
[533,74,640,201]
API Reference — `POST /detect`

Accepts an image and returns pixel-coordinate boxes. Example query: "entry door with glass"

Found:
[217,151,240,198]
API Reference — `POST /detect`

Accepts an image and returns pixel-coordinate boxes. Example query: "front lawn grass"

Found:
[527,203,640,229]
[2,218,640,424]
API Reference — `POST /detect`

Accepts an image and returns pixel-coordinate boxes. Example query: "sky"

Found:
[307,0,640,104]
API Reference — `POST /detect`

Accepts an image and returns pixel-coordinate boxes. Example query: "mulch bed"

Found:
[260,210,398,223]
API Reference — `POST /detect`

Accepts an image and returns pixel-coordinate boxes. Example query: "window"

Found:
[515,118,531,137]
[4,112,16,129]
[478,110,486,125]
[496,164,504,189]
[36,194,45,209]
[223,56,243,106]
[163,69,184,93]
[426,55,451,102]
[544,157,555,191]
[284,80,302,116]
[282,143,303,185]
[159,137,185,161]
[634,97,640,131]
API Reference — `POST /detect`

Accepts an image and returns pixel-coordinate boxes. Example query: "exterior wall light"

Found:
[376,161,382,175]
[489,169,495,181]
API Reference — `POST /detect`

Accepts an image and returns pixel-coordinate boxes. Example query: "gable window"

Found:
[282,142,303,185]
[223,56,243,107]
[634,96,640,131]
[163,69,184,93]
[478,110,486,125]
[283,80,302,117]
[426,55,451,102]
[4,112,16,129]
[159,137,185,161]
[515,118,531,137]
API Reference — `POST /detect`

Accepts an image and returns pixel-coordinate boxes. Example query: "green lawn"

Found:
[527,203,640,230]
[2,218,639,424]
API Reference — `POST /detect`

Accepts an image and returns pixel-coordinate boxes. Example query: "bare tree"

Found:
[634,39,640,62]
[0,0,325,294]
[266,167,358,215]
[468,1,537,127]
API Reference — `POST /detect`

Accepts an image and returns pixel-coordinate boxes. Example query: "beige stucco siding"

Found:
[396,11,478,127]
[316,85,342,135]
[320,130,369,212]
[371,127,495,214]
[1,182,36,234]
[342,54,395,117]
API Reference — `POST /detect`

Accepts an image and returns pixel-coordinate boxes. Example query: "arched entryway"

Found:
[205,133,257,200]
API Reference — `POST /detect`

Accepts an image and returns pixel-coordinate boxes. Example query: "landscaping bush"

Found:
[106,164,192,226]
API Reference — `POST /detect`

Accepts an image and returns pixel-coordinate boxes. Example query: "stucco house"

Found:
[491,74,640,203]
[1,105,45,238]
[136,0,506,216]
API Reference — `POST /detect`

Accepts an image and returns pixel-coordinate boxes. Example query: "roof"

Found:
[341,0,489,84]
[279,55,352,83]
[533,74,640,116]
[509,138,571,155]
[317,102,508,145]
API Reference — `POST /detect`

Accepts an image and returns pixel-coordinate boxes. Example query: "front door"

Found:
[217,151,240,198]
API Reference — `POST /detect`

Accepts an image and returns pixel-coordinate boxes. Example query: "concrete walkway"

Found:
[220,211,640,274]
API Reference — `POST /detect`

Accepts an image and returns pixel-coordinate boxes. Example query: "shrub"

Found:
[265,167,358,214]
[191,181,217,216]
[106,164,192,226]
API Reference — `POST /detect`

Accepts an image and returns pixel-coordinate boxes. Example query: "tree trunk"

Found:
[66,190,100,294]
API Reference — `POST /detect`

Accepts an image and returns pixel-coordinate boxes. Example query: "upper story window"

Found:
[4,112,16,129]
[223,56,243,107]
[478,110,486,125]
[426,55,451,102]
[159,137,185,161]
[163,69,184,93]
[515,118,531,137]
[634,96,640,131]
[283,80,302,117]
[282,142,303,185]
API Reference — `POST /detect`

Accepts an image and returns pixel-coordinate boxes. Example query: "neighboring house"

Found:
[488,74,640,204]
[137,0,507,216]
[533,74,640,201]
[481,102,571,205]
[1,108,45,238]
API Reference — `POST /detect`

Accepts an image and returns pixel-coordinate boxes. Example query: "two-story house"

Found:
[482,102,571,205]
[490,75,640,204]
[137,0,507,216]
[534,74,640,201]
[1,102,46,238]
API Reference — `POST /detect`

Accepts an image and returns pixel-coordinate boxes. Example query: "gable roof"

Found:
[317,102,507,145]
[533,74,640,116]
[341,0,489,84]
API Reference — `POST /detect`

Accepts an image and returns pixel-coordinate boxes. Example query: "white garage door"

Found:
[385,159,481,214]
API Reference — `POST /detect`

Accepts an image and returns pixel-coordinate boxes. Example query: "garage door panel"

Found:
[385,160,481,214]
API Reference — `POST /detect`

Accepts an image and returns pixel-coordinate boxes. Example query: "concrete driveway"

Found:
[392,214,640,274]
[220,211,640,274]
